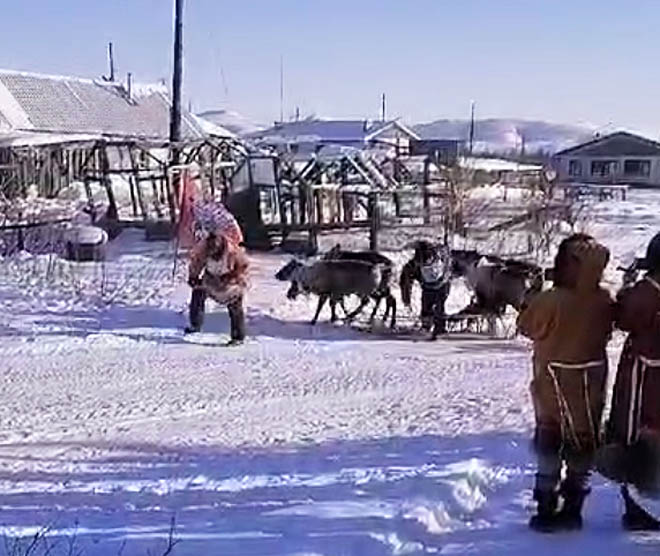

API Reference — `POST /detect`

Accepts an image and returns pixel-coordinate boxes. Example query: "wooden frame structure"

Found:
[242,151,456,252]
[1,135,558,255]
[0,136,246,223]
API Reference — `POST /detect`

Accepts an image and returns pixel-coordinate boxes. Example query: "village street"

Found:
[0,191,658,554]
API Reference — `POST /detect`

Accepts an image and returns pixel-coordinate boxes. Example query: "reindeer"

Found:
[275,258,383,325]
[322,244,397,328]
[450,249,545,332]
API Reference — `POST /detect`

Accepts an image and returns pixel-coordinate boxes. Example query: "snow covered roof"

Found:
[0,131,101,148]
[192,114,235,139]
[460,156,542,173]
[0,68,205,141]
[197,109,264,136]
[248,118,420,145]
[554,131,660,157]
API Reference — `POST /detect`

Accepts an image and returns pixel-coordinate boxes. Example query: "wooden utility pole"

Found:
[170,0,184,160]
[168,0,184,226]
[468,100,475,155]
[279,55,284,123]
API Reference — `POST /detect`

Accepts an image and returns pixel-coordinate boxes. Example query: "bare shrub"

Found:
[1,516,180,556]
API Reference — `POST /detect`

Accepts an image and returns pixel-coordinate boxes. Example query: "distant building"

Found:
[553,131,660,187]
[247,118,420,155]
[409,139,463,165]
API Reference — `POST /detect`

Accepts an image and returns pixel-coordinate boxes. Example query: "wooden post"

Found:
[65,150,72,184]
[306,183,317,252]
[209,152,216,197]
[315,188,323,226]
[340,158,349,223]
[308,227,318,254]
[393,189,401,218]
[369,191,379,251]
[118,146,138,217]
[274,157,289,241]
[297,184,305,225]
[38,150,47,196]
[83,175,96,223]
[423,186,431,224]
[151,177,163,218]
[127,174,137,217]
[128,147,147,220]
[100,145,118,219]
[52,149,59,195]
[165,173,177,224]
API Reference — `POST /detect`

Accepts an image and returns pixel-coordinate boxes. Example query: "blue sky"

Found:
[1,1,659,132]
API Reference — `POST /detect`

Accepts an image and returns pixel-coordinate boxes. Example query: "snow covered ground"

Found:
[0,190,659,555]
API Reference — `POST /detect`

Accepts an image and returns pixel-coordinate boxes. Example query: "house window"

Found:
[591,160,618,177]
[568,160,582,177]
[624,159,651,177]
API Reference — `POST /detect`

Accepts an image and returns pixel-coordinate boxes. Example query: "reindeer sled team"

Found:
[274,241,545,337]
[181,200,660,533]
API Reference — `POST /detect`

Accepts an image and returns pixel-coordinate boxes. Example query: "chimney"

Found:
[108,42,115,81]
[126,72,132,100]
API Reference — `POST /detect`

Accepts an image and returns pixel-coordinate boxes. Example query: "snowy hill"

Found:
[197,109,265,136]
[414,118,596,154]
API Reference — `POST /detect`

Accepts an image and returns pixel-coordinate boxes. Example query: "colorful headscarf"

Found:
[193,199,243,246]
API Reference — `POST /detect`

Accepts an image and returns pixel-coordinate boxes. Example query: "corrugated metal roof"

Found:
[249,119,404,143]
[0,69,204,141]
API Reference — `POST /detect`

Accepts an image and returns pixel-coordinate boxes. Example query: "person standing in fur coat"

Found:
[184,199,249,346]
[518,234,615,532]
[598,232,660,530]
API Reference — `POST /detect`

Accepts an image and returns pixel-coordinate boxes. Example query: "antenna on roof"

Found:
[381,93,386,122]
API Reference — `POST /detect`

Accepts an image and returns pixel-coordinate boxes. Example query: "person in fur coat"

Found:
[598,232,660,530]
[186,231,249,346]
[518,234,615,532]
